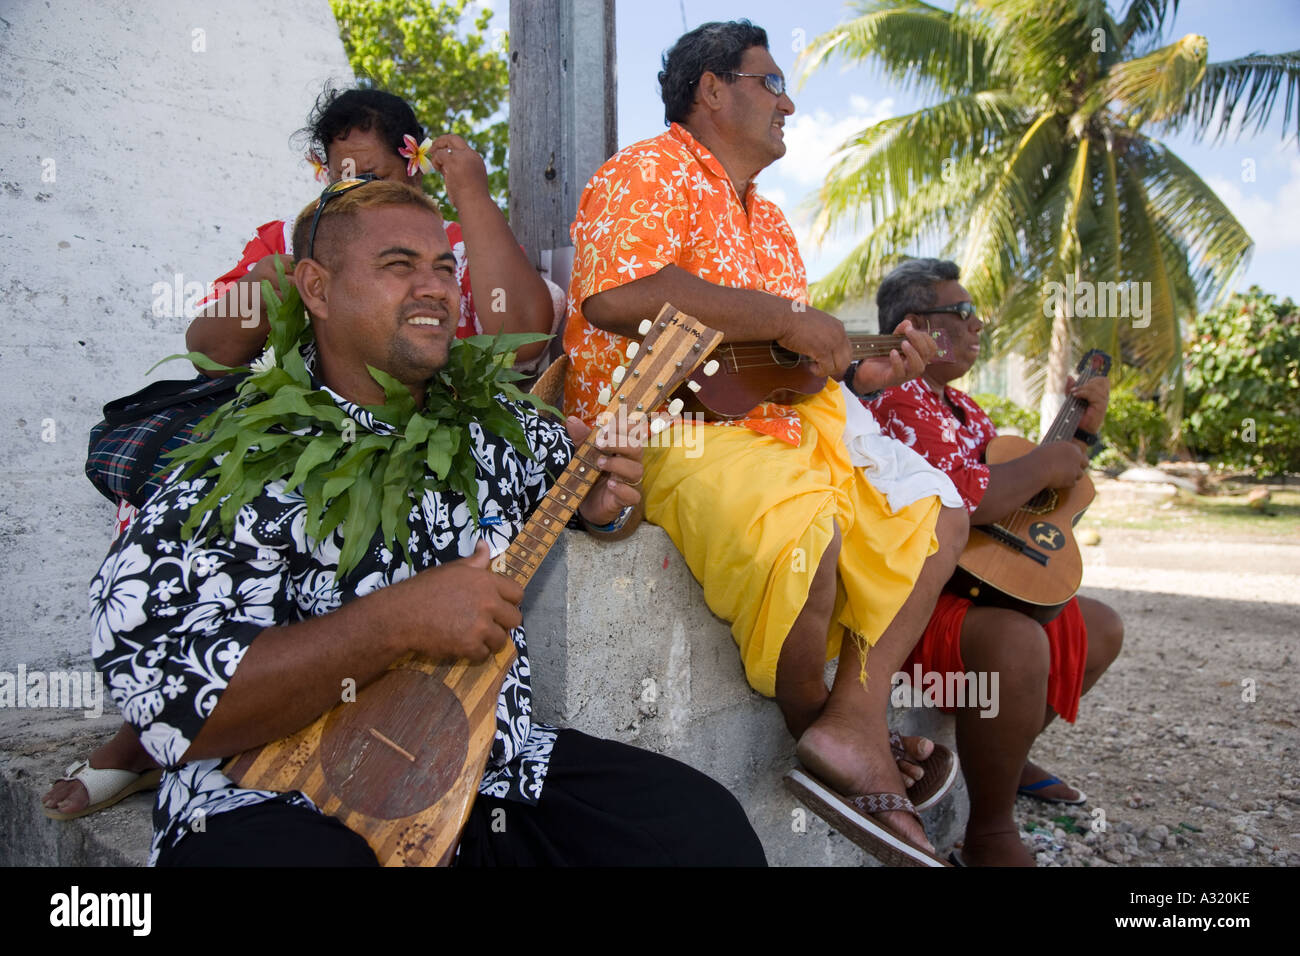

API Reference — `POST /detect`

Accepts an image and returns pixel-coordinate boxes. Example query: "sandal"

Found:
[42,760,163,821]
[1017,774,1087,806]
[785,767,951,867]
[889,731,958,812]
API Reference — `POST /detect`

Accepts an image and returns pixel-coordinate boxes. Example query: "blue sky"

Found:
[597,0,1300,305]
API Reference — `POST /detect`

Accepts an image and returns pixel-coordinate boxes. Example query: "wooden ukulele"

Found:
[950,349,1112,623]
[674,329,952,420]
[224,304,723,865]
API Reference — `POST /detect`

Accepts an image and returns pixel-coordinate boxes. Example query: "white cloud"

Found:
[1205,159,1300,253]
[777,96,895,187]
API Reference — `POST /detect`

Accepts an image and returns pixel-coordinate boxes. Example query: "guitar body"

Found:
[223,304,724,866]
[677,342,824,419]
[226,646,513,866]
[951,434,1094,623]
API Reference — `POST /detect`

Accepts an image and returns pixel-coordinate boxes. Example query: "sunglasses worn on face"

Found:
[721,71,786,97]
[305,173,380,260]
[913,302,978,321]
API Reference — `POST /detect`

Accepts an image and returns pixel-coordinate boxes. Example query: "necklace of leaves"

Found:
[157,268,554,578]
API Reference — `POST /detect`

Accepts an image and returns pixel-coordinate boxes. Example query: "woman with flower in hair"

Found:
[188,86,558,372]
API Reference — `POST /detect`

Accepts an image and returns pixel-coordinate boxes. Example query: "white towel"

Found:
[839,382,964,511]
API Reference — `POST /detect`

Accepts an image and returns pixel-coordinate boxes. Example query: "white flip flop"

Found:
[42,760,162,821]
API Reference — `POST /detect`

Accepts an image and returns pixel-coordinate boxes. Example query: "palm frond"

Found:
[1102,33,1208,128]
[981,0,1110,95]
[958,112,1066,310]
[1181,50,1300,142]
[810,90,1026,234]
[1119,0,1180,48]
[799,0,1004,99]
[1113,157,1185,404]
[1128,137,1253,302]
[809,154,992,308]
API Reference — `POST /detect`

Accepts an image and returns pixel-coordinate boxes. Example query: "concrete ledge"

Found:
[1,523,966,867]
[0,712,151,866]
[522,524,968,866]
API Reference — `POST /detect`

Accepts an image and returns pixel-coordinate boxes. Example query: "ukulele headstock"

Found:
[1076,349,1112,381]
[927,328,954,362]
[594,304,724,435]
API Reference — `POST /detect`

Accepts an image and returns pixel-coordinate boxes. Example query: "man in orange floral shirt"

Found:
[564,20,970,866]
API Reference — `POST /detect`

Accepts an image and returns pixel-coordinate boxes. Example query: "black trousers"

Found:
[157,730,766,867]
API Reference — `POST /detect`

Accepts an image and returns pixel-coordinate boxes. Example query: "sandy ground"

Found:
[1005,479,1299,866]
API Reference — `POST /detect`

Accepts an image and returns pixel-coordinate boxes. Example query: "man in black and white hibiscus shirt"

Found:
[91,179,765,866]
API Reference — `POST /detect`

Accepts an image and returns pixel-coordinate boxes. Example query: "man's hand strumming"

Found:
[388,541,523,663]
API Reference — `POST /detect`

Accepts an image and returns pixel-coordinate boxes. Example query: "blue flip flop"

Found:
[1017,775,1087,805]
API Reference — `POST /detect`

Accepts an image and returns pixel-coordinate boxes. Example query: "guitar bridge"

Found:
[974,524,1050,567]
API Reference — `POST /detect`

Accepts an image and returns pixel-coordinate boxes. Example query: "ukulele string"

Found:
[717,342,902,369]
[1004,368,1093,541]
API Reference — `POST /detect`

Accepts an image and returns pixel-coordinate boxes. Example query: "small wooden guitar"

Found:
[224,304,723,865]
[674,330,952,420]
[949,349,1112,623]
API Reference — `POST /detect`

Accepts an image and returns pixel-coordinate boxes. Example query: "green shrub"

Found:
[1183,288,1300,476]
[971,393,1039,441]
[1103,387,1170,464]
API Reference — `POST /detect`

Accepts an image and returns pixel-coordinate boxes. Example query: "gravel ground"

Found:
[1002,480,1299,867]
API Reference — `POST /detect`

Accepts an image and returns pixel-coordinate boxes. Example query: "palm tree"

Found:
[802,0,1299,424]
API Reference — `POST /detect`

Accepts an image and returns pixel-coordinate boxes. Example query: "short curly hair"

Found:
[295,86,425,165]
[876,259,962,335]
[658,20,769,125]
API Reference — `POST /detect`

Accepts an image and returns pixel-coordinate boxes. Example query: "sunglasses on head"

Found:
[720,71,786,97]
[304,173,380,260]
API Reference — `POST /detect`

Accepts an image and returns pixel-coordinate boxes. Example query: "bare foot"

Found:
[1019,761,1084,802]
[960,828,1035,867]
[893,734,936,789]
[795,712,935,853]
[41,734,158,816]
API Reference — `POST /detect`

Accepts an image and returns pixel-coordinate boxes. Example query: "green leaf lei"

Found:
[158,268,555,578]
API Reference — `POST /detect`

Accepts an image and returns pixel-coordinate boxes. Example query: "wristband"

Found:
[1074,427,1099,446]
[581,505,634,534]
[842,360,881,401]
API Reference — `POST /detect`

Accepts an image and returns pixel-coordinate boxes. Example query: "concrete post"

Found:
[507,0,617,292]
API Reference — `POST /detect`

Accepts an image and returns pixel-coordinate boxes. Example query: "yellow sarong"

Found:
[643,384,941,698]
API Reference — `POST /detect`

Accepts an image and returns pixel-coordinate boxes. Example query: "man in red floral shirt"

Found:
[869,259,1124,867]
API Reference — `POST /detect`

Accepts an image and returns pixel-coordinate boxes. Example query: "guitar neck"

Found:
[848,334,909,358]
[1042,360,1105,444]
[490,437,603,586]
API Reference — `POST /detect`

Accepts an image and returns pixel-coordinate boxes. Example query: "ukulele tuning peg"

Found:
[612,366,626,384]
[598,385,612,405]
[686,380,702,393]
[703,359,720,377]
[638,319,653,336]
[649,418,668,435]
[626,342,639,359]
[667,398,684,417]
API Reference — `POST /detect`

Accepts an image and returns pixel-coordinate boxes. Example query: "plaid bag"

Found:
[85,373,245,508]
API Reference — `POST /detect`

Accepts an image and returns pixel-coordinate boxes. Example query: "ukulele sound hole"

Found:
[320,669,469,820]
[768,345,803,369]
[1022,488,1058,515]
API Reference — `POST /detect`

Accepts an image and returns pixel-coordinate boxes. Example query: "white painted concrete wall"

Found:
[0,0,353,669]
